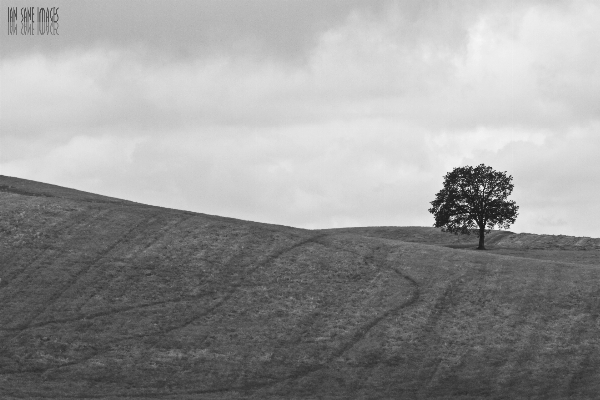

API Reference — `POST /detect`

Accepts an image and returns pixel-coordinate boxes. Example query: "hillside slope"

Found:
[1,176,600,399]
[322,226,600,250]
[319,226,513,247]
[325,226,600,267]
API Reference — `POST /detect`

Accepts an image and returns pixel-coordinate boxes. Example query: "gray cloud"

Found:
[2,0,535,61]
[463,126,600,236]
[1,0,389,61]
[1,0,599,237]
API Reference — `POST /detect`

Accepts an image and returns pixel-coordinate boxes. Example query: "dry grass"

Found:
[1,175,599,399]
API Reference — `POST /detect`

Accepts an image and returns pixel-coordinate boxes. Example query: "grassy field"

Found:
[1,175,599,399]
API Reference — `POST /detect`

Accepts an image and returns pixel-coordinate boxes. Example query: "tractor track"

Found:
[71,214,198,317]
[1,233,421,399]
[0,233,325,383]
[0,259,263,334]
[3,213,163,334]
[0,209,111,291]
[135,235,421,399]
[0,210,169,372]
[0,214,199,333]
[65,235,419,399]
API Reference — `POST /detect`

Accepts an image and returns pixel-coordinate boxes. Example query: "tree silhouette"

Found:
[429,164,519,250]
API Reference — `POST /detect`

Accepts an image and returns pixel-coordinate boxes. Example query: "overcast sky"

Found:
[1,0,599,237]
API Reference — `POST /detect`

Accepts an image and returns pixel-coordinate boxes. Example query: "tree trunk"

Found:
[477,226,486,250]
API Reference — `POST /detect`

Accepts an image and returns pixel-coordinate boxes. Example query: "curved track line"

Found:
[0,212,166,372]
[1,234,420,399]
[0,209,111,294]
[143,236,420,398]
[71,214,198,316]
[0,234,325,383]
[161,233,328,334]
[106,235,420,399]
[0,254,268,334]
[0,215,198,333]
[1,291,217,333]
[7,213,162,332]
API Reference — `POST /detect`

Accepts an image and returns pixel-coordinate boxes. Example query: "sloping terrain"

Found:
[1,175,600,399]
[322,226,600,251]
[326,226,600,266]
[320,226,513,247]
[492,233,600,251]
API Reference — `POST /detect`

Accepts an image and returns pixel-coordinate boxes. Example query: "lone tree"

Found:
[428,164,519,250]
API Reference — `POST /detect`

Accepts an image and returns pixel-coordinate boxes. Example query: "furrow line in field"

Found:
[0,208,110,293]
[0,215,205,333]
[156,236,420,397]
[164,233,327,334]
[3,212,161,333]
[106,235,422,398]
[1,233,419,399]
[72,214,197,316]
[0,234,325,389]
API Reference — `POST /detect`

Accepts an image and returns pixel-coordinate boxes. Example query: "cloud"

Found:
[1,1,599,236]
[465,124,600,237]
[1,0,391,61]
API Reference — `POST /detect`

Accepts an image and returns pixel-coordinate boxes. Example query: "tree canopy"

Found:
[428,164,519,250]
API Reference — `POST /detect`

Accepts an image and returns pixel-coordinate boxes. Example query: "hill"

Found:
[322,226,600,267]
[1,175,599,399]
[318,226,513,247]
